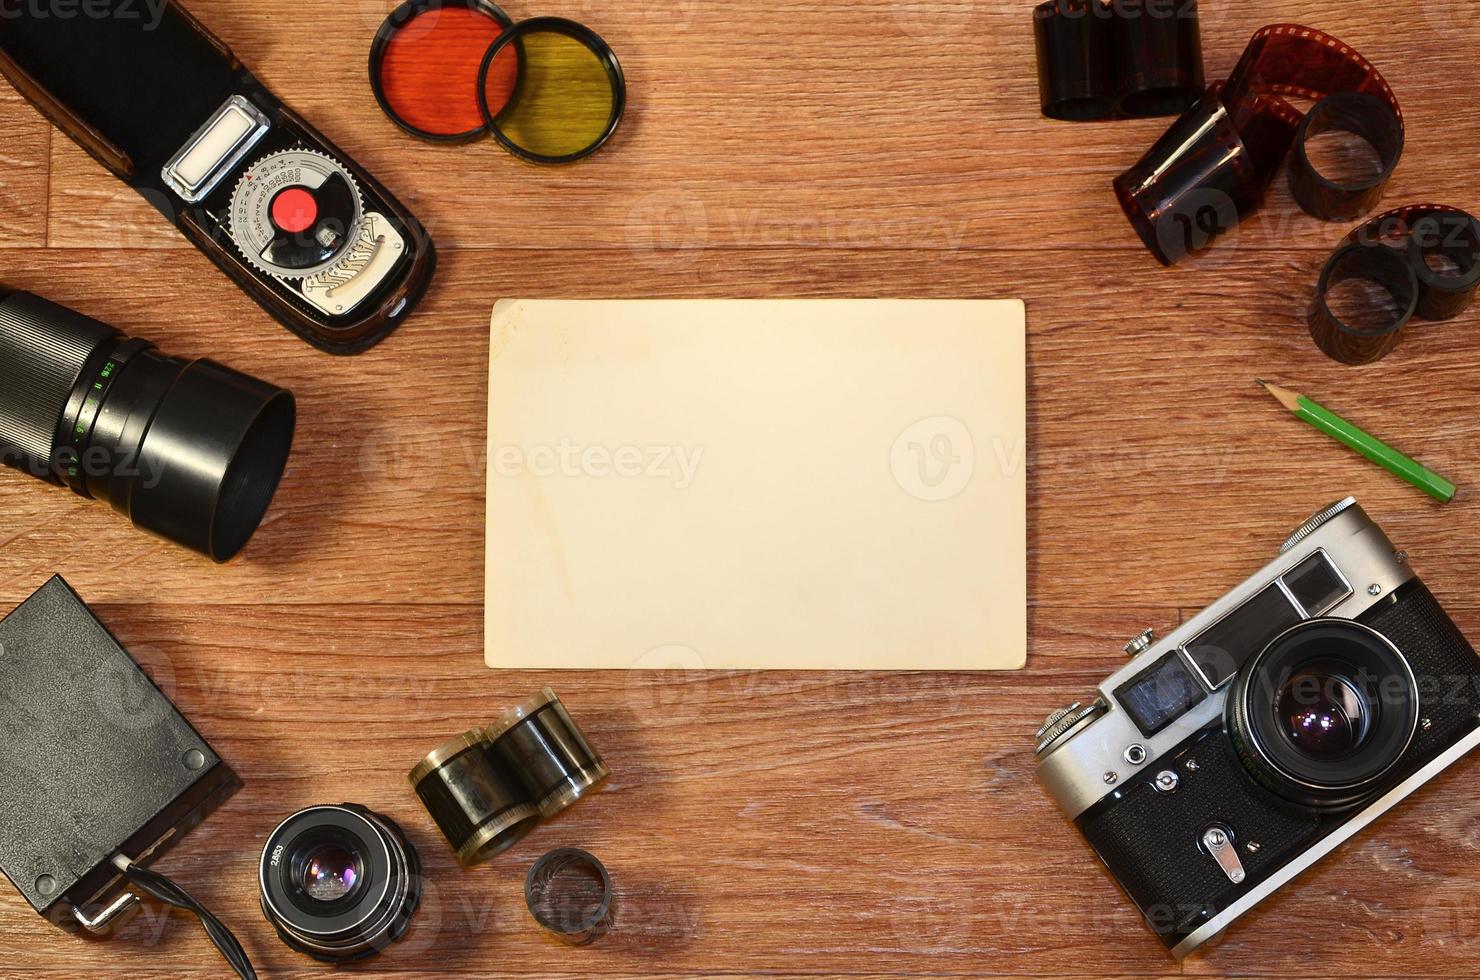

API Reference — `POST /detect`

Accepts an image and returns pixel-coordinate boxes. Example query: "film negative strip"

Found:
[1309,204,1480,365]
[1033,0,1204,122]
[1115,25,1403,265]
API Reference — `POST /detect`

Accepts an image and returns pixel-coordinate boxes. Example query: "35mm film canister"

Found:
[1033,0,1202,122]
[1033,0,1115,121]
[1288,91,1404,222]
[1110,0,1203,119]
[525,848,614,946]
[409,730,541,866]
[1308,241,1418,366]
[487,688,611,818]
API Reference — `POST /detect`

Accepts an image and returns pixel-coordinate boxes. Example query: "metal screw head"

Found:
[1103,771,1119,785]
[1205,828,1228,848]
[1368,584,1382,597]
[1422,718,1433,732]
[35,875,56,896]
[1154,770,1180,794]
[1184,759,1200,772]
[182,749,206,771]
[1395,550,1409,565]
[1246,841,1261,854]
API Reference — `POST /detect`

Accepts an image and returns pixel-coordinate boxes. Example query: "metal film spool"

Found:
[486,688,611,818]
[524,848,613,946]
[408,730,540,866]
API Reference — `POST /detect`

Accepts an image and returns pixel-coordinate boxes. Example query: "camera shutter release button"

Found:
[270,187,318,234]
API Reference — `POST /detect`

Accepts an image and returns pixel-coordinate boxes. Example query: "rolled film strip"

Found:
[409,730,542,866]
[408,689,610,866]
[486,688,611,818]
[1115,24,1403,265]
[1033,0,1204,122]
[1309,204,1480,365]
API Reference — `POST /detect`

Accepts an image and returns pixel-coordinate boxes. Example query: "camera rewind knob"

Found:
[1035,701,1106,755]
[1124,629,1155,658]
[1280,496,1358,555]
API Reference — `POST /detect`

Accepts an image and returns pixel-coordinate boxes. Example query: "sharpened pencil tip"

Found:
[1255,378,1269,388]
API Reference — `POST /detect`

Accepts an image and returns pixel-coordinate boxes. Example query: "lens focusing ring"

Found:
[0,292,119,475]
[1228,619,1419,810]
[260,804,421,964]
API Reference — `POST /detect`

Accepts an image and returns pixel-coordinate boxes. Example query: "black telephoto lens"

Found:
[0,290,295,561]
[260,804,422,964]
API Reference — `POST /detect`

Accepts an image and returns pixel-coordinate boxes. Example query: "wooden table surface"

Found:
[6,0,1480,976]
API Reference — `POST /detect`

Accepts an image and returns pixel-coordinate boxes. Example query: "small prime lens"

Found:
[1228,619,1419,810]
[0,290,295,561]
[260,804,421,964]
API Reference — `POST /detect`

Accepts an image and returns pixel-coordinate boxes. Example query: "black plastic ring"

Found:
[369,0,515,143]
[1289,91,1404,222]
[475,16,627,165]
[1407,211,1480,321]
[1308,241,1419,365]
[525,848,613,946]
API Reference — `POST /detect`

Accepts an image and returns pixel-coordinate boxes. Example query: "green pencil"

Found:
[1258,380,1457,504]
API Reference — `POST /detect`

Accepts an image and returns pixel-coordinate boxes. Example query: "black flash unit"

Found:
[0,577,238,933]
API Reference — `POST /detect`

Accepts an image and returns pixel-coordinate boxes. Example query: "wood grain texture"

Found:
[5,0,1480,977]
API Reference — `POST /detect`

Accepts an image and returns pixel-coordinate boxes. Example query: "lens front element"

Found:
[1277,665,1373,759]
[302,843,362,902]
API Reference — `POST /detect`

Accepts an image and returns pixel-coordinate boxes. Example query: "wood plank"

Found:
[0,75,50,246]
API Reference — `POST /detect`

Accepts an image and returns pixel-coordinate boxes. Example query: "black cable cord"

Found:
[117,862,258,980]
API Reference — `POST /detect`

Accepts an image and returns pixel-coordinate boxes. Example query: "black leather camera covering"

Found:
[1077,582,1480,948]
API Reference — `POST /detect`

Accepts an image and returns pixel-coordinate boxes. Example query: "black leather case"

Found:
[0,1,436,354]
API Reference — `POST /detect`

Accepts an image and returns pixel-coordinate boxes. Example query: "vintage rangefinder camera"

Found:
[1036,498,1480,958]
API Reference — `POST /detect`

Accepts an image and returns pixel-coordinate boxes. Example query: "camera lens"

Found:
[1228,619,1419,809]
[0,290,295,561]
[1277,665,1372,758]
[260,804,421,964]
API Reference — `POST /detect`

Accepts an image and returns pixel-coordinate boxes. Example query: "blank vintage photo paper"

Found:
[485,299,1027,671]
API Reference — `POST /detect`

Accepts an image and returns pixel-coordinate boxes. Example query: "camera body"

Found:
[1036,498,1480,958]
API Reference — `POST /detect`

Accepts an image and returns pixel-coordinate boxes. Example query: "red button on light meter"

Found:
[270,187,318,234]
